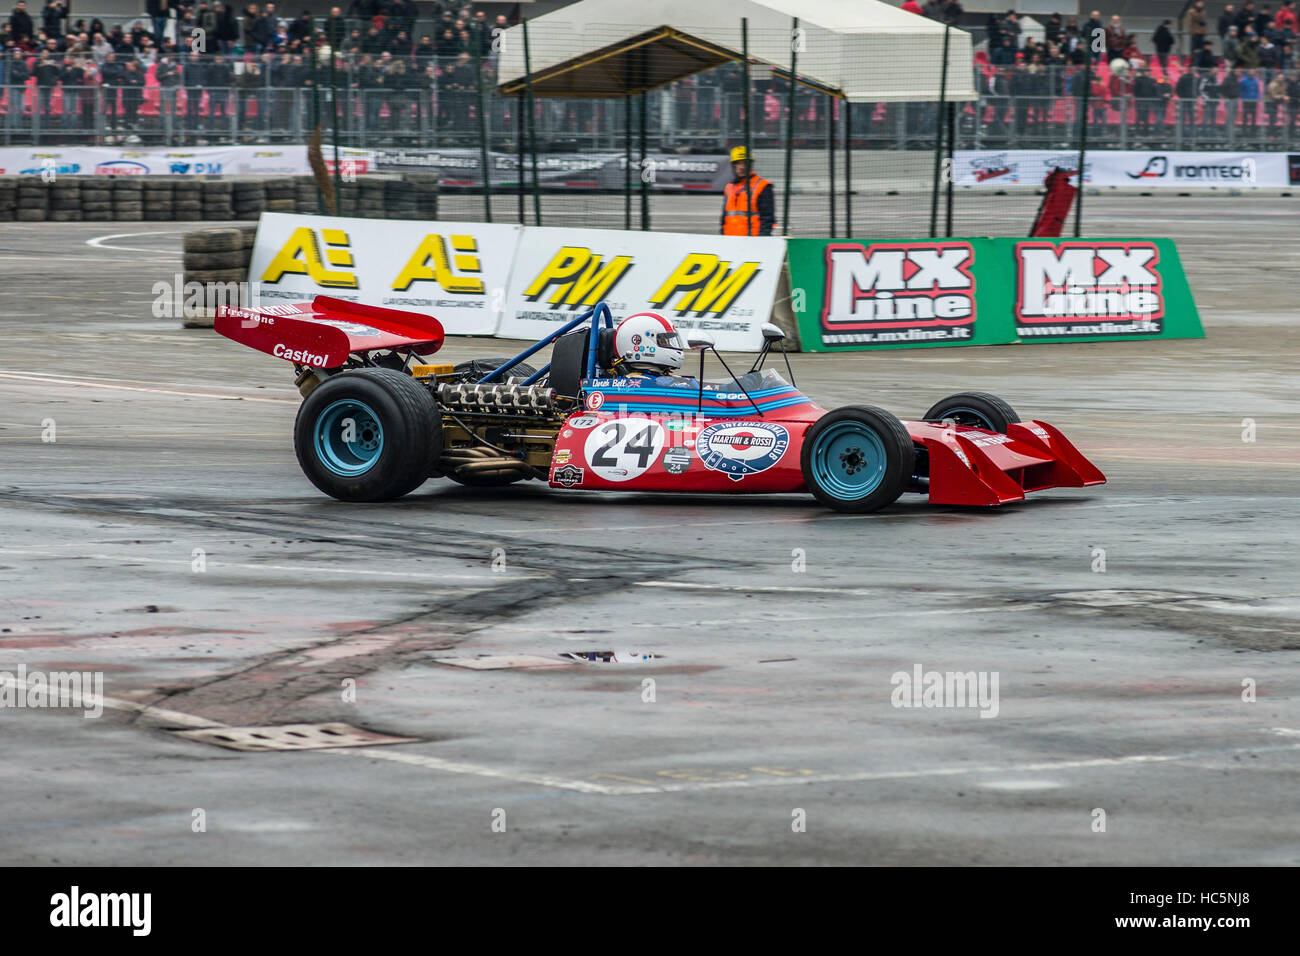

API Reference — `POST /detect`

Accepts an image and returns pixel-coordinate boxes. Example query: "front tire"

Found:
[801,406,914,513]
[294,368,439,501]
[922,391,1020,433]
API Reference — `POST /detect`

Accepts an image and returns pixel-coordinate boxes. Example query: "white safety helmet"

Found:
[613,312,684,374]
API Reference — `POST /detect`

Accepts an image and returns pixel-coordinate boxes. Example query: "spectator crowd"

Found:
[7,1,1300,147]
[2,0,512,136]
[971,5,1300,143]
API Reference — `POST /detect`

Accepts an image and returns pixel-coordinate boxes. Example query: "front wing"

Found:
[907,419,1106,506]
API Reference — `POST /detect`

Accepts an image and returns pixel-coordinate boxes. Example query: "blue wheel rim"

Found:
[314,399,384,477]
[810,422,887,500]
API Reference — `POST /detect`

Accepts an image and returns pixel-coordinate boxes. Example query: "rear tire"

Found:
[454,357,539,383]
[922,391,1020,433]
[801,406,914,513]
[294,369,439,501]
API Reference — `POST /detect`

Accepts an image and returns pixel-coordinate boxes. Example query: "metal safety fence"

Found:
[4,12,1286,238]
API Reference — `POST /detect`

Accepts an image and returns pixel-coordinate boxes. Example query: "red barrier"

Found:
[1029,167,1077,238]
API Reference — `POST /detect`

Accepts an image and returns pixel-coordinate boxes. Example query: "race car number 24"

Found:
[583,418,666,482]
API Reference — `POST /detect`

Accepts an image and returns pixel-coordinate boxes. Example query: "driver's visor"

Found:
[656,332,683,350]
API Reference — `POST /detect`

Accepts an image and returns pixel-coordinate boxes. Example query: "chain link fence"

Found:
[4,14,1288,238]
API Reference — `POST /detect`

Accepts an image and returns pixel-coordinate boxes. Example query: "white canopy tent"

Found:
[496,0,976,102]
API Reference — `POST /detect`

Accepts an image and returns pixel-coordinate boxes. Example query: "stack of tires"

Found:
[201,180,235,219]
[48,179,83,221]
[407,172,439,220]
[112,177,145,221]
[143,178,174,221]
[80,179,114,222]
[384,178,420,220]
[233,180,265,220]
[180,226,257,329]
[15,179,50,221]
[335,180,360,217]
[172,179,202,221]
[294,175,317,213]
[360,177,387,217]
[0,171,438,221]
[263,177,296,214]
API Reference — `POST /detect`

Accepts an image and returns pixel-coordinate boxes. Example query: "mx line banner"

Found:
[786,238,1017,352]
[787,237,1203,351]
[1001,238,1203,342]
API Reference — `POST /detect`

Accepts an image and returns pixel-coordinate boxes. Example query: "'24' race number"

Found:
[583,419,666,482]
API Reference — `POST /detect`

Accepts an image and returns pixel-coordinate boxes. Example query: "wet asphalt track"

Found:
[1,198,1298,865]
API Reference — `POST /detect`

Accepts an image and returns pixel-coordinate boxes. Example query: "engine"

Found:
[436,382,559,415]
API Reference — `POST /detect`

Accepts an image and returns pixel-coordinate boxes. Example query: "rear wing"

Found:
[214,296,445,369]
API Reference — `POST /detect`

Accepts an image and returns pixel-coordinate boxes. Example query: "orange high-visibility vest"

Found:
[722,174,772,236]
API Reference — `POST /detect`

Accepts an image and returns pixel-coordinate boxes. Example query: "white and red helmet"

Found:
[613,312,684,374]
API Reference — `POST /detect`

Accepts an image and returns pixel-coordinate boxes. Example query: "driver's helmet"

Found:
[613,312,684,375]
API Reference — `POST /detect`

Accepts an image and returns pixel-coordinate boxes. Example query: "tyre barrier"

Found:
[0,171,439,223]
[178,225,257,330]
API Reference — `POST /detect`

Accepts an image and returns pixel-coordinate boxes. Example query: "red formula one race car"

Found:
[214,296,1105,513]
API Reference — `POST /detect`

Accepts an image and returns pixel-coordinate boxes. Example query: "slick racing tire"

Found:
[454,357,540,383]
[922,391,1020,433]
[294,369,440,502]
[801,405,914,514]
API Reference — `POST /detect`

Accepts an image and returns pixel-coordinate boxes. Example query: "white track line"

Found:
[592,741,1300,795]
[325,748,627,794]
[0,254,179,263]
[86,231,185,254]
[6,675,1298,797]
[1,676,620,793]
[0,676,218,729]
[0,548,535,581]
[0,370,295,404]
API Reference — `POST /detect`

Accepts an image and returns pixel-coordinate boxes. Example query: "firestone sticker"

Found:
[696,421,790,481]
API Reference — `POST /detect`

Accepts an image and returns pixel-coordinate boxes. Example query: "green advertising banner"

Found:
[996,237,1204,343]
[787,237,1017,353]
[787,236,1203,351]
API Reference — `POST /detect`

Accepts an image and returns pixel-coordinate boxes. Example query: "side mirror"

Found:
[686,331,716,350]
[761,323,786,342]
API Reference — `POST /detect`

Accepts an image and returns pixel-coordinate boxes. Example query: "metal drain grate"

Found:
[559,650,662,664]
[173,722,418,752]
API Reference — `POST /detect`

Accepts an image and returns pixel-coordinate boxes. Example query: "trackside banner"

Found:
[955,149,1292,188]
[0,145,375,177]
[248,213,519,335]
[373,148,731,192]
[787,237,1202,350]
[498,228,786,351]
[786,238,1017,351]
[1000,237,1204,342]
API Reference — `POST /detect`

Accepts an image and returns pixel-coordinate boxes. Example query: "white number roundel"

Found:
[583,418,665,482]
